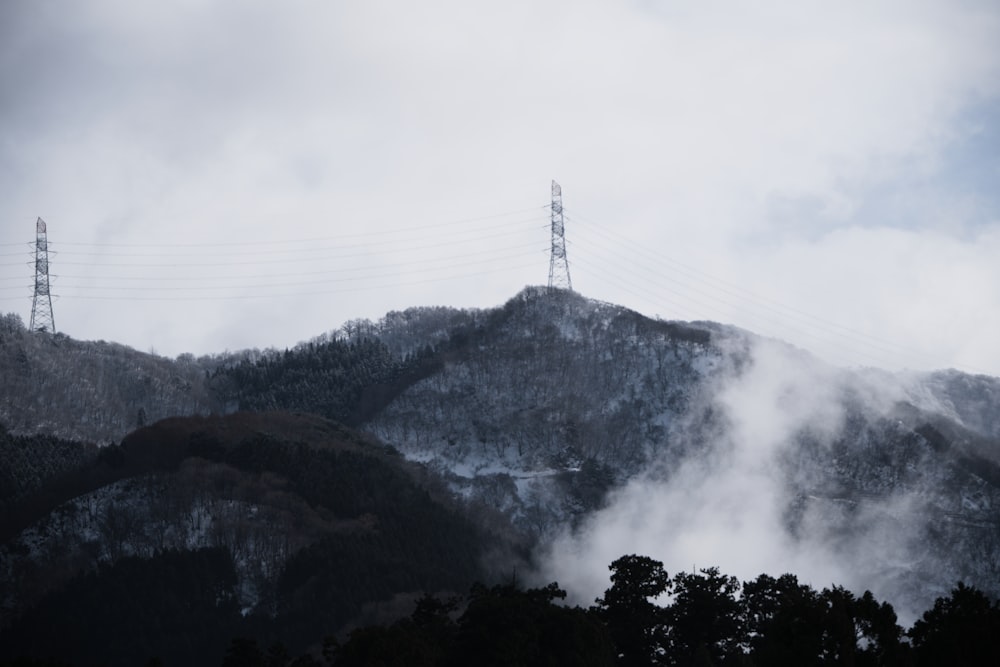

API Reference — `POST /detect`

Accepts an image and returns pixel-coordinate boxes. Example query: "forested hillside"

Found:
[205,288,1000,617]
[6,551,999,665]
[0,424,97,514]
[209,335,442,427]
[3,287,1000,665]
[328,554,1000,667]
[344,289,1000,618]
[0,412,510,666]
[0,313,217,443]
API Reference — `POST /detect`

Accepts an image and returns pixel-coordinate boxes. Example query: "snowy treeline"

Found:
[0,313,218,443]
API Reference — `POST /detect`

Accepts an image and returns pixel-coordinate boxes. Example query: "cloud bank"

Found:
[0,1,998,374]
[537,336,960,624]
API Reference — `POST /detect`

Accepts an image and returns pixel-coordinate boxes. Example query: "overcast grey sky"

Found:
[2,0,999,373]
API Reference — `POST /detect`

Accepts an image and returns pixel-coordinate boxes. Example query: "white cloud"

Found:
[0,0,998,372]
[536,336,943,624]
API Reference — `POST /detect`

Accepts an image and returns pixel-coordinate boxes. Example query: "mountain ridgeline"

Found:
[2,287,1000,664]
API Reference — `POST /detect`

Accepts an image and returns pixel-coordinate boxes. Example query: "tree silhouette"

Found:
[594,554,671,665]
[665,567,741,665]
[741,573,826,666]
[909,582,1000,666]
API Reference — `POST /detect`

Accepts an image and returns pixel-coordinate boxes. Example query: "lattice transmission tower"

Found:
[548,180,572,291]
[30,217,55,333]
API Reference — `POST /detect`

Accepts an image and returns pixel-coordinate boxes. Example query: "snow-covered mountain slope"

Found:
[363,288,721,528]
[0,313,218,443]
[3,287,1000,622]
[353,288,1000,620]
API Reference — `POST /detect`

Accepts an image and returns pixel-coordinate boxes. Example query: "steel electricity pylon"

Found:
[548,180,572,291]
[29,217,55,333]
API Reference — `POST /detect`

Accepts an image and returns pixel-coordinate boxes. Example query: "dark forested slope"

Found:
[0,424,97,514]
[0,412,510,666]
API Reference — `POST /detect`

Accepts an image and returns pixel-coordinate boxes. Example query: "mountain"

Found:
[0,411,508,665]
[335,288,1000,618]
[0,312,218,443]
[1,286,1000,659]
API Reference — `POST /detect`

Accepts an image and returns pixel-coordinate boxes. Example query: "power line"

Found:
[567,209,918,354]
[38,241,542,283]
[569,249,898,370]
[47,214,549,259]
[564,208,985,374]
[39,206,550,248]
[58,261,541,302]
[51,225,545,268]
[565,216,899,355]
[52,248,540,293]
[0,205,550,307]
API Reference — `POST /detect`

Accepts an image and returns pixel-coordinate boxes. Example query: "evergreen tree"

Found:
[664,567,742,666]
[741,573,825,666]
[594,554,671,666]
[909,582,1000,666]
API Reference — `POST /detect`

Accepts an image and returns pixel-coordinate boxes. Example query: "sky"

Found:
[2,0,999,374]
